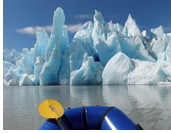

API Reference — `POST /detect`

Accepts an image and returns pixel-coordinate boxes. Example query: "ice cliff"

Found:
[3,7,171,86]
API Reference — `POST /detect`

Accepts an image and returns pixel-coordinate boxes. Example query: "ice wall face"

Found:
[74,21,96,59]
[122,14,142,38]
[127,59,167,84]
[33,31,49,64]
[151,26,164,39]
[102,52,168,85]
[102,52,134,84]
[120,15,155,62]
[16,48,34,75]
[151,32,170,60]
[45,7,68,62]
[40,7,68,85]
[70,53,103,85]
[32,31,49,85]
[3,49,22,65]
[92,10,122,66]
[3,7,171,86]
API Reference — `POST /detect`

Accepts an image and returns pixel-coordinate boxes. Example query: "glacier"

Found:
[3,7,171,86]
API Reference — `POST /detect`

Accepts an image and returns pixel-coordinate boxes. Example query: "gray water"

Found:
[3,85,171,130]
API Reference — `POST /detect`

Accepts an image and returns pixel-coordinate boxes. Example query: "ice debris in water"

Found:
[3,7,171,86]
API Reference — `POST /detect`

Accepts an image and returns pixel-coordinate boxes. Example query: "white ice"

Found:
[3,7,171,86]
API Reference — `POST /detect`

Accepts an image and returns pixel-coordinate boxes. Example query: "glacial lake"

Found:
[3,85,171,130]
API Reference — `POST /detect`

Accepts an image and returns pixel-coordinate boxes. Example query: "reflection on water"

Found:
[3,85,171,130]
[102,85,171,130]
